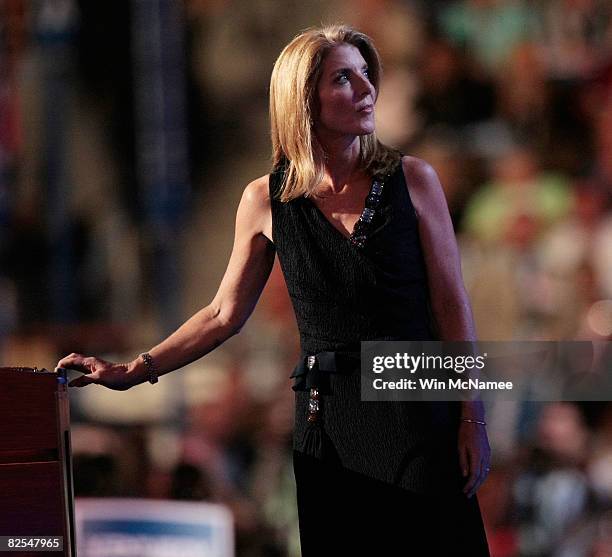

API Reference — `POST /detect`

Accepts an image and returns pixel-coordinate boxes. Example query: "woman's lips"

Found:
[358,105,373,113]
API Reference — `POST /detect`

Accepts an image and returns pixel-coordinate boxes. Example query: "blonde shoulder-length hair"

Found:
[270,24,401,202]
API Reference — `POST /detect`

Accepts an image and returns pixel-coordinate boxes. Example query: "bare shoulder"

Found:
[400,155,446,220]
[240,174,273,243]
[400,155,441,194]
[243,174,271,206]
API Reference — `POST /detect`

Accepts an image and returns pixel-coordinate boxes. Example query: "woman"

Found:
[58,24,491,555]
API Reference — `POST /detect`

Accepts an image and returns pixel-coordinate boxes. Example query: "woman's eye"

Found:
[334,69,369,84]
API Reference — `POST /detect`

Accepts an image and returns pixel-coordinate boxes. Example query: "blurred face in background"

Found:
[314,44,376,140]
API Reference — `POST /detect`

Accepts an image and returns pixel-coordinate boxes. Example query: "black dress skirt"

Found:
[293,449,490,556]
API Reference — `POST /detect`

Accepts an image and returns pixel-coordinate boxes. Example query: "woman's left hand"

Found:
[458,421,491,498]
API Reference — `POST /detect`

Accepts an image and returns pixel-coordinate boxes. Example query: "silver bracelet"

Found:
[460,417,486,426]
[139,352,159,384]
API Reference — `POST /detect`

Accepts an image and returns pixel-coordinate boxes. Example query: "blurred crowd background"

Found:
[1,0,612,555]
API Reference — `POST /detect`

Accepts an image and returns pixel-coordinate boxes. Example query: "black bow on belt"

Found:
[290,351,360,394]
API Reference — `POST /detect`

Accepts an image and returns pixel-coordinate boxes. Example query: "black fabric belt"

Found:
[290,351,361,394]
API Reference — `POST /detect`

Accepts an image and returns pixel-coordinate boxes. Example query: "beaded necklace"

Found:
[348,176,386,248]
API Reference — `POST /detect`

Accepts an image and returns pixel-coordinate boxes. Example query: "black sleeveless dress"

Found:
[269,158,490,556]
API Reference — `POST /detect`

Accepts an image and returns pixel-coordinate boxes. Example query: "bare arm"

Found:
[402,157,476,342]
[402,156,490,497]
[57,175,275,389]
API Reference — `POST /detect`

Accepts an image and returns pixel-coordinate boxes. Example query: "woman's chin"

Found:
[358,124,376,136]
[315,121,376,139]
[356,116,375,136]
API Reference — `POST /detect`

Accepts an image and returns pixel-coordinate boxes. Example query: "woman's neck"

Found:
[318,134,363,193]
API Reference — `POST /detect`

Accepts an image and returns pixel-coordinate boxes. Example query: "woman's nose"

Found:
[355,73,374,98]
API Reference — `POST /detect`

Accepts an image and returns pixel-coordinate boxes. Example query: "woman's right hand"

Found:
[56,353,143,391]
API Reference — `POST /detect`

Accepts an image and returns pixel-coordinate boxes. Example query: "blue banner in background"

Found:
[76,498,234,557]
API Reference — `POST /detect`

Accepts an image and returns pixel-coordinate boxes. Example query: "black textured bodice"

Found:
[270,159,438,353]
[269,158,463,495]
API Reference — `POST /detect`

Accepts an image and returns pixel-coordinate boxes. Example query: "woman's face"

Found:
[313,43,376,139]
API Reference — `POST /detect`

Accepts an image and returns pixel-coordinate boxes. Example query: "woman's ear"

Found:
[309,98,320,126]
